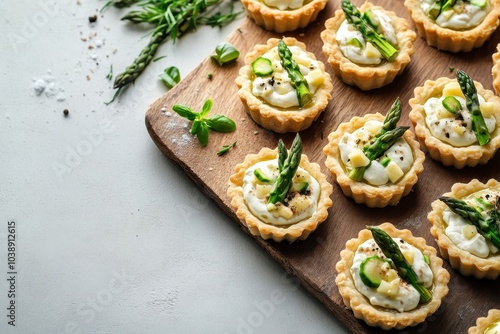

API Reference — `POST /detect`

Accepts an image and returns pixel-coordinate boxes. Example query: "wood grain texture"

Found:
[145,1,500,332]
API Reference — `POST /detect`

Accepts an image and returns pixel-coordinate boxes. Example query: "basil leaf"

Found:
[196,122,209,147]
[191,119,201,135]
[172,104,197,121]
[206,114,236,133]
[159,66,181,89]
[211,42,239,66]
[200,98,213,117]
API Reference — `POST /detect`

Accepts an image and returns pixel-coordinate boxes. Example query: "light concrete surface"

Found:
[0,1,349,333]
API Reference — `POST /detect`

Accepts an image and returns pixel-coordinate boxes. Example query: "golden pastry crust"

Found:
[428,179,500,280]
[235,37,333,133]
[404,0,500,52]
[469,309,500,334]
[323,113,425,208]
[241,0,327,33]
[493,43,500,95]
[227,147,333,243]
[409,77,500,168]
[336,222,450,330]
[320,2,416,91]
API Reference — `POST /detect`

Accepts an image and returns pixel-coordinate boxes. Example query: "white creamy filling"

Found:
[424,95,496,147]
[443,188,500,258]
[336,9,397,65]
[420,0,489,29]
[263,0,305,10]
[242,159,320,226]
[486,321,500,334]
[251,46,322,108]
[339,120,413,186]
[351,238,433,312]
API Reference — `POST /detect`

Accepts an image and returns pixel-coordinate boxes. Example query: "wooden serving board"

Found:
[145,1,500,332]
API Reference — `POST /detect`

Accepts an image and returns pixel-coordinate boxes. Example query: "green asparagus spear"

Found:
[268,134,303,204]
[107,0,241,102]
[439,196,500,248]
[368,226,433,303]
[456,70,491,146]
[375,98,402,138]
[428,0,456,19]
[277,40,313,108]
[341,0,398,61]
[277,139,288,173]
[348,126,409,181]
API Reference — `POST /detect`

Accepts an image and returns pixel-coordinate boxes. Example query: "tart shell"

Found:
[428,179,500,280]
[409,77,500,168]
[492,43,500,95]
[320,2,416,91]
[227,147,333,243]
[335,222,450,330]
[240,0,327,33]
[469,309,500,334]
[404,0,500,53]
[323,112,425,208]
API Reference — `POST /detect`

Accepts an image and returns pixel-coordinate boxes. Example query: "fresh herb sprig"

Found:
[217,141,237,156]
[159,66,181,89]
[106,0,242,102]
[172,98,236,147]
[211,42,240,66]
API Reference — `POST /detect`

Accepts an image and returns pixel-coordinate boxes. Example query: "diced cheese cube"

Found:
[462,225,478,240]
[293,54,311,68]
[364,42,382,58]
[256,184,272,199]
[277,204,294,219]
[386,161,404,183]
[309,69,325,87]
[376,278,400,297]
[453,124,467,135]
[348,148,370,167]
[402,249,415,265]
[289,196,311,212]
[480,101,495,118]
[384,269,399,282]
[436,105,455,119]
[443,82,464,98]
[441,9,454,20]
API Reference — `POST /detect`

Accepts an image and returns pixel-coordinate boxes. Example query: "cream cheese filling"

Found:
[242,159,320,225]
[336,9,397,65]
[262,0,305,10]
[443,188,500,258]
[339,120,413,186]
[251,46,324,108]
[424,94,496,147]
[351,238,433,312]
[420,0,489,29]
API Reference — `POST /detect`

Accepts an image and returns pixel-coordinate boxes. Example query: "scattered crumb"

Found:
[89,15,97,23]
[209,167,213,171]
[86,75,91,81]
[253,131,258,135]
[240,117,246,122]
[63,109,69,116]
[165,111,172,117]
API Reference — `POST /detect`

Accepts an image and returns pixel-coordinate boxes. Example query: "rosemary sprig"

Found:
[105,0,242,103]
[217,141,237,156]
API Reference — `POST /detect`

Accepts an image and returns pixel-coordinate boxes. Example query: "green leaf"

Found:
[217,141,237,156]
[191,119,201,135]
[196,122,209,147]
[211,42,240,66]
[172,104,197,121]
[159,66,181,89]
[201,98,213,118]
[206,114,236,132]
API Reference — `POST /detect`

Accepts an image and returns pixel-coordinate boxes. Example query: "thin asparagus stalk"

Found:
[456,70,491,146]
[268,134,303,204]
[376,98,401,138]
[277,139,288,173]
[277,40,312,108]
[368,226,433,303]
[349,126,409,181]
[341,0,398,61]
[439,196,500,248]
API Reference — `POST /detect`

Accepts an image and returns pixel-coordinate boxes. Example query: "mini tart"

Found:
[323,113,425,208]
[404,0,500,52]
[240,0,327,33]
[235,37,333,133]
[227,147,333,243]
[428,179,500,279]
[409,77,500,168]
[320,2,416,91]
[493,43,500,95]
[469,309,500,334]
[336,222,450,330]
